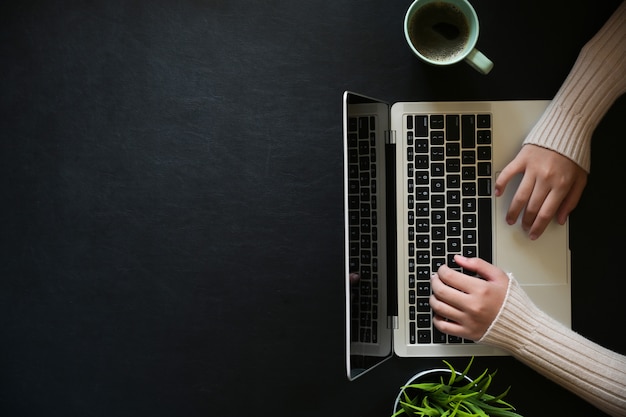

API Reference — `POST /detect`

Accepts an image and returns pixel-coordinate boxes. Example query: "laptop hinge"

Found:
[388,315,399,330]
[385,129,396,145]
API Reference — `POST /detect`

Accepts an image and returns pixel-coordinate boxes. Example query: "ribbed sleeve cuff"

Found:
[522,0,626,174]
[522,102,594,172]
[479,275,626,416]
[478,275,540,351]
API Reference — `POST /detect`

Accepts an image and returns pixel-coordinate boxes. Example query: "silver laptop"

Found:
[343,91,571,380]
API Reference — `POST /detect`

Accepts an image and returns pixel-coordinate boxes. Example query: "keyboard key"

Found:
[462,150,476,165]
[433,328,447,343]
[477,162,491,176]
[415,156,428,169]
[431,194,445,208]
[415,138,428,153]
[461,115,475,148]
[447,222,461,236]
[463,245,477,258]
[431,146,444,161]
[462,166,476,180]
[432,226,445,240]
[417,313,431,328]
[446,142,460,156]
[417,267,430,280]
[462,183,476,196]
[478,198,493,263]
[478,178,491,196]
[417,281,430,296]
[416,235,429,248]
[477,146,491,160]
[446,159,460,172]
[431,210,445,224]
[477,129,491,144]
[431,131,444,145]
[446,115,460,140]
[447,206,460,220]
[463,230,477,244]
[432,241,445,256]
[462,198,476,212]
[416,219,429,232]
[447,190,460,204]
[431,163,444,177]
[418,330,431,344]
[430,115,444,129]
[477,114,491,128]
[417,297,430,312]
[446,174,460,188]
[415,115,428,137]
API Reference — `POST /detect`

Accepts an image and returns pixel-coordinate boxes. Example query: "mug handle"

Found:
[464,48,494,75]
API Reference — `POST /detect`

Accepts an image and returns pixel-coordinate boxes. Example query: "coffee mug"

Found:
[403,0,494,74]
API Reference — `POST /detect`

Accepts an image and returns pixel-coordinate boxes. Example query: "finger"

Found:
[556,176,587,225]
[430,271,466,311]
[432,314,469,339]
[435,262,488,301]
[429,292,465,324]
[434,264,468,294]
[451,255,503,283]
[494,158,524,197]
[521,182,555,234]
[526,188,569,239]
[505,175,536,226]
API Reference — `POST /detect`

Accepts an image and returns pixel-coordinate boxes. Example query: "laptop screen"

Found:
[343,91,395,380]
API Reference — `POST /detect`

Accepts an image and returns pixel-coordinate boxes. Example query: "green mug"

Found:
[404,0,494,74]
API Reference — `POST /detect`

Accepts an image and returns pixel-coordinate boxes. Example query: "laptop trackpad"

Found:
[493,174,570,286]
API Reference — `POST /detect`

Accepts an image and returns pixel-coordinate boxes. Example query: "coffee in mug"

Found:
[403,0,493,74]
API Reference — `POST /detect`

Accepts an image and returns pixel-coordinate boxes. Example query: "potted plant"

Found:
[392,357,523,417]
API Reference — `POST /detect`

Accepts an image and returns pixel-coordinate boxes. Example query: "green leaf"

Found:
[405,382,444,392]
[484,386,512,404]
[463,401,490,417]
[472,401,523,417]
[442,360,458,386]
[459,356,474,382]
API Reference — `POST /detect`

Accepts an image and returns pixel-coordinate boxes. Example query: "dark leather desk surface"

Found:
[2,1,624,416]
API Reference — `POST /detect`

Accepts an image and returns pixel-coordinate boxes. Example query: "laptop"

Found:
[343,91,571,380]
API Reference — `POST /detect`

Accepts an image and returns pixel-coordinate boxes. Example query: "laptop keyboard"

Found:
[347,112,493,347]
[405,113,492,345]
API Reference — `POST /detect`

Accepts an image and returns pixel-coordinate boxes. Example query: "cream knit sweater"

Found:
[479,3,626,416]
[522,0,626,172]
[480,277,626,416]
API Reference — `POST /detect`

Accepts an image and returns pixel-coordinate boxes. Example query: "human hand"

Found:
[494,144,587,240]
[430,255,510,341]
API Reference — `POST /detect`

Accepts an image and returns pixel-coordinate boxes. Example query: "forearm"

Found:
[479,277,626,417]
[523,1,626,172]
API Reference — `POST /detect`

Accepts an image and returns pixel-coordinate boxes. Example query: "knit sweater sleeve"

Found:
[478,276,626,417]
[522,1,626,172]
